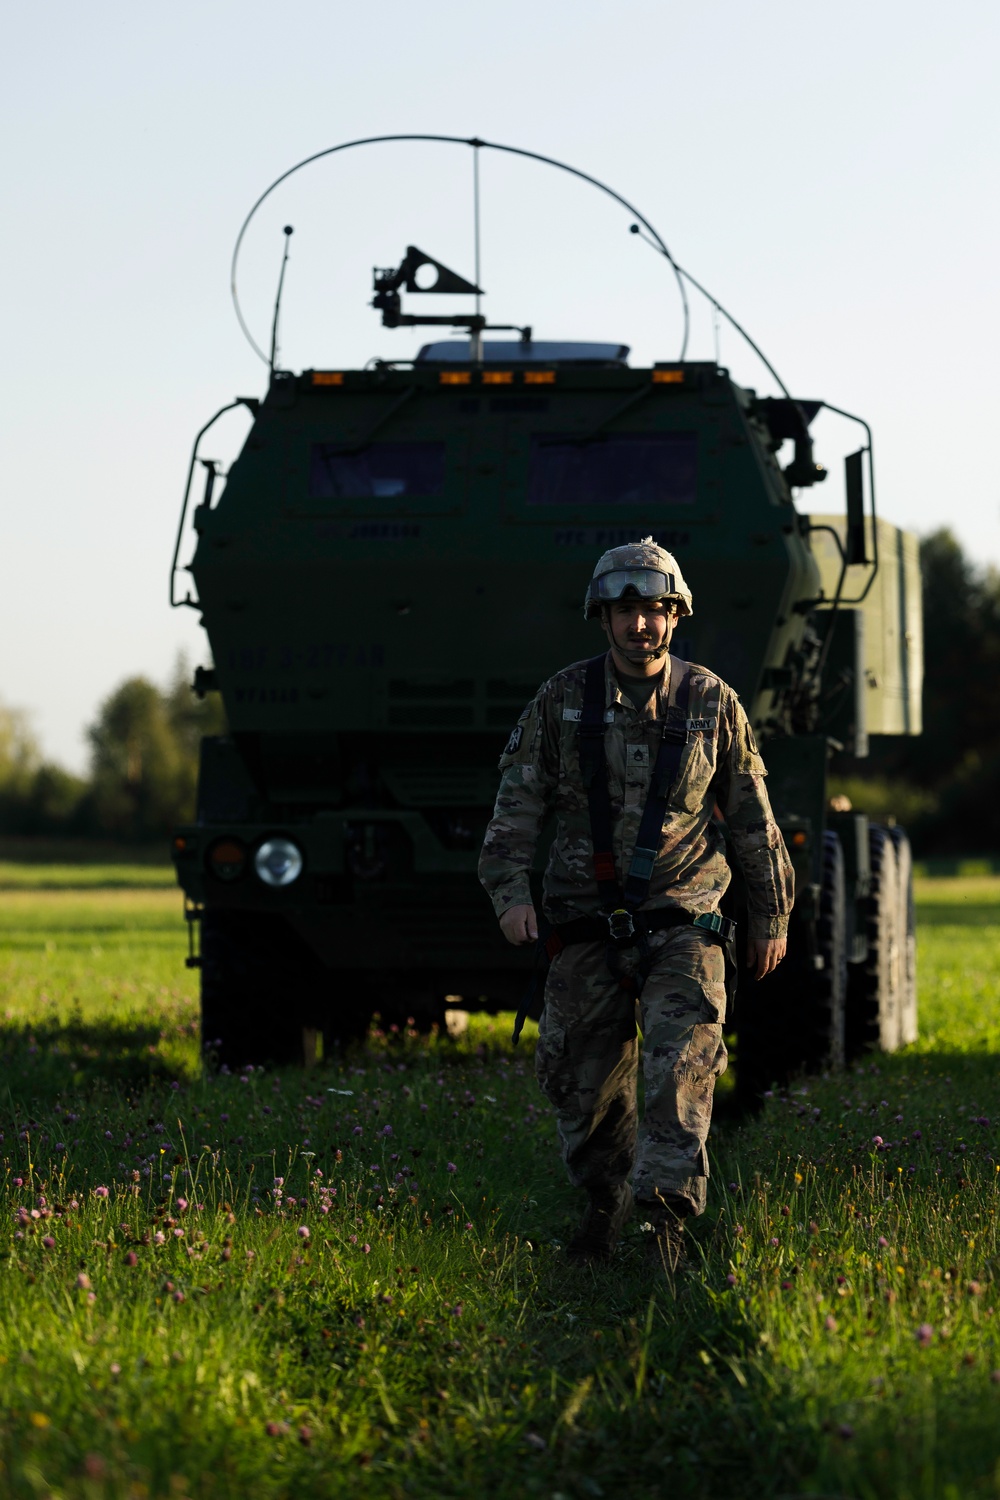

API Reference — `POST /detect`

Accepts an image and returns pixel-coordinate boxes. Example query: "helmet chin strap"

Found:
[615,639,671,667]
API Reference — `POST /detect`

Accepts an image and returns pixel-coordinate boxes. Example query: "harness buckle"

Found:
[692,911,737,942]
[606,908,637,945]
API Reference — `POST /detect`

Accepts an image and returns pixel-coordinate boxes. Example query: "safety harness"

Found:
[512,652,737,1044]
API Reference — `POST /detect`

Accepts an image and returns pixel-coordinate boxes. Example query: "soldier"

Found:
[479,538,794,1267]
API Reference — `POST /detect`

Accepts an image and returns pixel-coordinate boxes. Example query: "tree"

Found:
[0,660,227,844]
[905,530,1000,788]
[0,702,40,797]
[858,528,1000,852]
[163,654,227,821]
[85,659,227,841]
[87,677,187,839]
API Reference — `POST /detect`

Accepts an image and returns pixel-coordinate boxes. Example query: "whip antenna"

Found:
[269,225,294,376]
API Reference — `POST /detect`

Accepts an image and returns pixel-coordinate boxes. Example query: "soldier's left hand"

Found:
[746,937,786,978]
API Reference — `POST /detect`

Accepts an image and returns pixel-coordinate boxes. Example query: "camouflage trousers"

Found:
[535,925,728,1216]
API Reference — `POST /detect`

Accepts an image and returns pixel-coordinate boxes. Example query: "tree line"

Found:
[0,528,997,853]
[0,662,224,843]
[852,527,1000,854]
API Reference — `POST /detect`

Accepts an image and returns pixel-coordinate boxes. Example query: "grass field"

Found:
[1,871,999,1498]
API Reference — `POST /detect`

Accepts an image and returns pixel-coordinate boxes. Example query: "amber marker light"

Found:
[173,835,188,854]
[482,370,513,385]
[312,371,344,386]
[652,369,684,384]
[439,370,472,386]
[524,370,556,385]
[791,830,808,848]
[207,837,248,882]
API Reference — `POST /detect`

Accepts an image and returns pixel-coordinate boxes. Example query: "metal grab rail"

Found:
[816,401,879,607]
[169,398,257,608]
[801,402,880,695]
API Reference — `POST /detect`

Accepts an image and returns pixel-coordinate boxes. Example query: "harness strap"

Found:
[578,654,620,907]
[578,653,693,913]
[623,662,692,906]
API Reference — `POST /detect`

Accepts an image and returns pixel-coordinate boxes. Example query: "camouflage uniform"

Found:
[479,651,793,1215]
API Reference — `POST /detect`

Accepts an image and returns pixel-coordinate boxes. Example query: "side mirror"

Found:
[845,449,868,565]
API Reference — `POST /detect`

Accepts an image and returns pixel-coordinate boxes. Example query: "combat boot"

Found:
[566,1182,633,1265]
[636,1195,689,1271]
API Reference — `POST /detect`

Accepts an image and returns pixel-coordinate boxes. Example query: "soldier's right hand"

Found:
[499,904,539,946]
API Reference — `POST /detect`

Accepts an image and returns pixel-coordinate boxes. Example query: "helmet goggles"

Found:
[590,567,677,603]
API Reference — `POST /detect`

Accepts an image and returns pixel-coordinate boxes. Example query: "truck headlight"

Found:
[254,838,304,887]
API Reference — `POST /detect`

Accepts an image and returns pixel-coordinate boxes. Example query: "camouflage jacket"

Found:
[478,652,793,940]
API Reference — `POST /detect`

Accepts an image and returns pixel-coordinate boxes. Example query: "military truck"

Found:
[170,138,922,1087]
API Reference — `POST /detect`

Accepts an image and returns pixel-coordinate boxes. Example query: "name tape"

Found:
[562,708,615,723]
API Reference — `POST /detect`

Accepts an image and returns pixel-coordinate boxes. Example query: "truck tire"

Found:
[201,910,308,1068]
[200,912,375,1067]
[319,972,376,1053]
[814,830,847,1071]
[889,826,918,1045]
[845,824,902,1058]
[734,830,846,1104]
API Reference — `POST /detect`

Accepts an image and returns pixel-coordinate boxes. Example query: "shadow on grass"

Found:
[0,1015,182,1105]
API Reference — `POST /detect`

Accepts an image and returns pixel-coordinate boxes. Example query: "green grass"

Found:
[1,875,1000,1497]
[0,863,175,890]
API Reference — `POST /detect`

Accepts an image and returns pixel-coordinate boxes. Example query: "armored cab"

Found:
[171,165,921,1085]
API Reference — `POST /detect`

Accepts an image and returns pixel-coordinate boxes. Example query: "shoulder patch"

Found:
[504,723,523,756]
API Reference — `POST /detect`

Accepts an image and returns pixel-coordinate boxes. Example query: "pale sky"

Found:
[2,1,997,772]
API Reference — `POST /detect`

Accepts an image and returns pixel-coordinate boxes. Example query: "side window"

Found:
[526,432,697,507]
[309,442,446,499]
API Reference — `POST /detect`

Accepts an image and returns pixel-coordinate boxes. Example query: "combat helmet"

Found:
[583,536,693,620]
